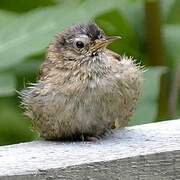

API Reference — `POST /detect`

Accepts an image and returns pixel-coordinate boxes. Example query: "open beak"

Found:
[89,36,121,52]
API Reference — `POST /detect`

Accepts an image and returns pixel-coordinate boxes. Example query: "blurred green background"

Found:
[0,0,179,145]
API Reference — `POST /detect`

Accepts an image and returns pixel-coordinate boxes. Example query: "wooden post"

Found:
[0,119,180,180]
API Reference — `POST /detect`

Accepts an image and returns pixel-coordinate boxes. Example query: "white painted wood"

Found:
[0,119,180,180]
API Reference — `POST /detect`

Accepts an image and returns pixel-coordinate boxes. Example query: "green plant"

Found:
[0,0,179,145]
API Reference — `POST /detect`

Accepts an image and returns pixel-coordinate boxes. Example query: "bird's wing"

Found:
[105,49,122,62]
[105,49,123,129]
[38,61,49,80]
[38,57,56,81]
[107,51,143,129]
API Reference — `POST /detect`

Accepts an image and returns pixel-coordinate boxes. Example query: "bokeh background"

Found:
[0,0,179,145]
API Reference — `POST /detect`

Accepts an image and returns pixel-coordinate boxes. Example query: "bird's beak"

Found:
[90,36,121,52]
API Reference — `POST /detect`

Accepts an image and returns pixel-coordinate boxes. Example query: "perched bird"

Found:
[20,22,143,141]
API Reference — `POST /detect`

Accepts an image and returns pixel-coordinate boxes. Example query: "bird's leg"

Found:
[104,128,114,136]
[80,134,85,141]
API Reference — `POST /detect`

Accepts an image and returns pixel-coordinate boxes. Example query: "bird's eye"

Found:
[75,41,85,49]
[73,36,89,50]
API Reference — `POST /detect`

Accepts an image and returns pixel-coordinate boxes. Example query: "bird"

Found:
[20,22,143,141]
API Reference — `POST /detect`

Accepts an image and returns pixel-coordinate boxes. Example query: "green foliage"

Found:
[0,0,120,70]
[129,67,167,126]
[0,0,56,13]
[96,10,141,58]
[164,25,180,68]
[0,0,179,145]
[0,72,16,96]
[0,97,38,145]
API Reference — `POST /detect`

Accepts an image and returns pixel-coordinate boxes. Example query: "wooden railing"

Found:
[0,119,180,180]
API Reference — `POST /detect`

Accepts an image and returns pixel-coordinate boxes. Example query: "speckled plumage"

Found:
[20,23,143,140]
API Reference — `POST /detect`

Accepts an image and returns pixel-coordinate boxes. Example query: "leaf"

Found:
[163,0,180,24]
[114,0,145,40]
[0,98,37,145]
[0,0,120,71]
[0,72,16,96]
[0,0,57,14]
[0,10,18,26]
[129,67,167,126]
[163,25,180,68]
[160,0,176,22]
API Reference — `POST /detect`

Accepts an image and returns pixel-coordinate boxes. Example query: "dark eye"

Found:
[73,36,89,50]
[75,41,85,49]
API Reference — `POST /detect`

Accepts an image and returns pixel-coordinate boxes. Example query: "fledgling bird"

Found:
[20,22,143,141]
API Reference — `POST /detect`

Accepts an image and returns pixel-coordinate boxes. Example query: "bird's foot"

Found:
[80,129,113,142]
[86,136,101,142]
[80,134,101,142]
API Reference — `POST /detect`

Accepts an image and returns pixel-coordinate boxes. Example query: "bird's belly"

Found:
[74,91,118,134]
[58,84,127,136]
[37,76,141,139]
[70,77,140,134]
[42,87,119,138]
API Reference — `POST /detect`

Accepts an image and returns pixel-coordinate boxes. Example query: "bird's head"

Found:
[49,23,120,62]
